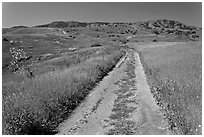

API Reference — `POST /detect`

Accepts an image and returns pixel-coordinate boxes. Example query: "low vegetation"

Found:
[138,42,202,135]
[2,47,125,135]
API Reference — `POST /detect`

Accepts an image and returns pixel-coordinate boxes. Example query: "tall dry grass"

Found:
[138,42,201,134]
[2,49,125,135]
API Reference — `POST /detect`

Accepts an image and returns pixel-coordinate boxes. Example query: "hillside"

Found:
[34,19,200,29]
[33,19,202,41]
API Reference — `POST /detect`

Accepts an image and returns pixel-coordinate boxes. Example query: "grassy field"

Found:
[2,45,125,134]
[2,21,201,135]
[2,27,122,93]
[135,42,202,134]
[2,27,128,135]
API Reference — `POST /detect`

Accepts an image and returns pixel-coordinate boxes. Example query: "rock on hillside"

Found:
[130,19,201,41]
[137,19,199,30]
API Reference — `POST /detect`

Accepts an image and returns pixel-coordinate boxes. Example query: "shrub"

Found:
[3,38,9,41]
[91,43,102,47]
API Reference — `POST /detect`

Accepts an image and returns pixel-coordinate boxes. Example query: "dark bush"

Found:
[91,43,102,47]
[120,39,127,44]
[3,38,9,41]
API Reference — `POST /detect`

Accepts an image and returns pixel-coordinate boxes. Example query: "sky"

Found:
[2,2,202,28]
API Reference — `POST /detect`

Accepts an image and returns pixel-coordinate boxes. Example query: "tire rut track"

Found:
[58,49,172,135]
[106,51,139,135]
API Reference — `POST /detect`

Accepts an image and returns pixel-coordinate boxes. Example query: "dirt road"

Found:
[57,49,172,135]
